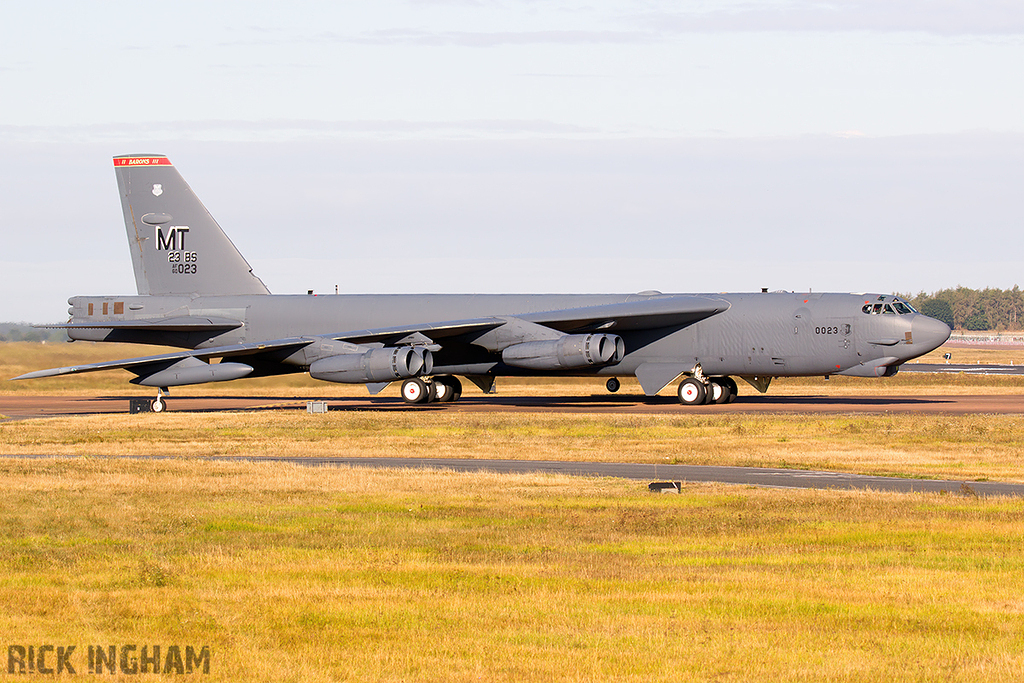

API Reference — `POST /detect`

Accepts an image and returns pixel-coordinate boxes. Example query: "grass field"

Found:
[1,459,1023,682]
[3,341,1024,680]
[3,411,1024,483]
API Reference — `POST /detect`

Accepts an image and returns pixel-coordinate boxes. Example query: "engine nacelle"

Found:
[502,334,624,371]
[309,346,433,384]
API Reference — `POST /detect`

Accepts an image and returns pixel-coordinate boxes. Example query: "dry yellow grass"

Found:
[3,411,1024,483]
[4,339,1024,681]
[1,458,1022,682]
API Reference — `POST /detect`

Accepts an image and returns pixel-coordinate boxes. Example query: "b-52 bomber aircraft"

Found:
[14,154,952,411]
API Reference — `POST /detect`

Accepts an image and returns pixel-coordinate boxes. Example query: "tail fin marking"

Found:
[114,154,270,297]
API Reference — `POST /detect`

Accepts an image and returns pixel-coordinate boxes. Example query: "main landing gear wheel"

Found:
[677,378,706,405]
[401,378,435,404]
[712,376,737,403]
[606,378,620,393]
[432,376,463,403]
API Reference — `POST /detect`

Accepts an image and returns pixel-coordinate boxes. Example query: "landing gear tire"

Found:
[707,381,726,404]
[720,377,738,404]
[151,397,167,413]
[433,380,451,403]
[433,376,462,403]
[606,378,620,393]
[401,378,435,404]
[677,378,707,405]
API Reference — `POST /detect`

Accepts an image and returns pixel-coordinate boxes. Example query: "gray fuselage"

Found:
[65,290,950,381]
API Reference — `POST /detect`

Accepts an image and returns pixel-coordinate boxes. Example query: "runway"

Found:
[7,454,1023,497]
[4,391,1024,420]
[901,362,1024,376]
[6,393,1024,496]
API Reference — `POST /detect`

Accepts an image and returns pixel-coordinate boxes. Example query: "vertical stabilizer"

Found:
[114,155,270,296]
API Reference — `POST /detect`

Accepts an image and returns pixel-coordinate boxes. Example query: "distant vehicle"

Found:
[14,155,951,411]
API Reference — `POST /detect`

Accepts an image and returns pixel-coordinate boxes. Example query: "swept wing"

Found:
[15,296,728,387]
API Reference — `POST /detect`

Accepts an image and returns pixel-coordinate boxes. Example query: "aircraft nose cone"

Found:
[912,314,952,353]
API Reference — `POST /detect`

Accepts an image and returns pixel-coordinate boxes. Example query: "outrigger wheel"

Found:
[151,388,169,413]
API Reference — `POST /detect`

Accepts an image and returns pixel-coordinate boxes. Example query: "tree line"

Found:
[0,324,67,343]
[904,287,1024,331]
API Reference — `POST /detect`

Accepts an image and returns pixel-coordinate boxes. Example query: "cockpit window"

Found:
[862,299,917,315]
[892,301,914,315]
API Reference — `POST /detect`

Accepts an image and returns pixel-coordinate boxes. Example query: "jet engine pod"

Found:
[309,346,433,384]
[411,346,434,376]
[502,333,624,371]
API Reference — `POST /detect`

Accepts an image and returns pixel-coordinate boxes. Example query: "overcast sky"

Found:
[1,0,1022,322]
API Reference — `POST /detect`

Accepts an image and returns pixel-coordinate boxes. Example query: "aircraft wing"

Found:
[11,338,314,381]
[328,296,729,346]
[13,297,728,386]
[326,318,505,346]
[521,295,730,332]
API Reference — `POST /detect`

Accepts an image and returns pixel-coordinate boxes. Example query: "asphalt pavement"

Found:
[6,454,1022,497]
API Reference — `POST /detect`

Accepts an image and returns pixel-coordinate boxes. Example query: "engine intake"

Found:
[309,346,433,384]
[502,334,624,371]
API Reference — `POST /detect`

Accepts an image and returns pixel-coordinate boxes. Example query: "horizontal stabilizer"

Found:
[36,316,243,332]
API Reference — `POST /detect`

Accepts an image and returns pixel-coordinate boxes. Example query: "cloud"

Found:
[330,28,653,46]
[318,2,1024,44]
[639,1,1024,37]
[0,119,599,143]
